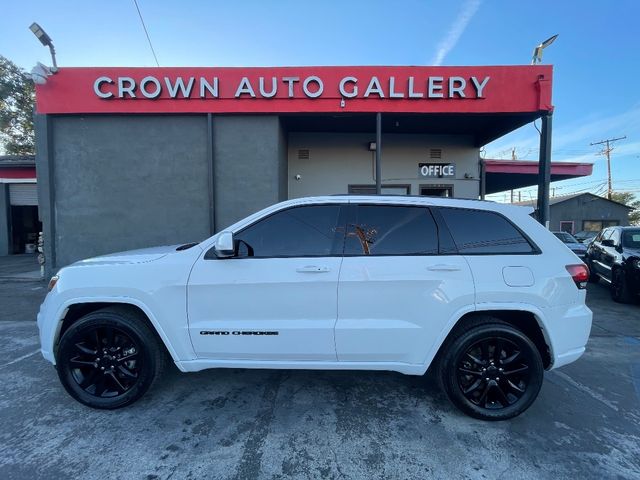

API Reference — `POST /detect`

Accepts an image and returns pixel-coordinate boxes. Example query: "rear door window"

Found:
[438,207,535,254]
[344,205,438,256]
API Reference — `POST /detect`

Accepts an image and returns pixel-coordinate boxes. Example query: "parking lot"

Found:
[0,269,639,479]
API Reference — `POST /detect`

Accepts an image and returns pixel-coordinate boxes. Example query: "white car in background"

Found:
[38,196,592,420]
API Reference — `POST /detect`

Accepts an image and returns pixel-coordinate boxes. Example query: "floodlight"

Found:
[29,22,58,71]
[531,34,559,65]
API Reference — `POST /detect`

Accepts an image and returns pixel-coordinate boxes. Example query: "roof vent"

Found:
[297,149,310,160]
[429,148,442,159]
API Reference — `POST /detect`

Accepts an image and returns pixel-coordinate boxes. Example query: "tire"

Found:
[611,268,632,303]
[56,306,167,409]
[438,318,544,421]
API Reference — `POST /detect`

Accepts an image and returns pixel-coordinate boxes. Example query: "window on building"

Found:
[344,205,438,256]
[582,220,619,232]
[420,185,453,197]
[234,205,343,257]
[348,185,410,195]
[559,221,574,234]
[439,207,535,254]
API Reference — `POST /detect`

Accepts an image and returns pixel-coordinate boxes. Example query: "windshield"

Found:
[622,230,640,249]
[554,232,577,244]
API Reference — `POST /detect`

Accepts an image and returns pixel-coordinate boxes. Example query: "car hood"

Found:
[567,242,587,250]
[69,244,193,267]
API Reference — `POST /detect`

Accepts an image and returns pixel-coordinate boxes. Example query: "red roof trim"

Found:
[484,159,593,176]
[0,167,37,180]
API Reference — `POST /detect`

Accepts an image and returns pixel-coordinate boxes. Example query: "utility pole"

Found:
[590,136,626,199]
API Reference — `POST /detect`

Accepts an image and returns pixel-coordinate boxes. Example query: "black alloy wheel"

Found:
[457,337,530,410]
[56,307,166,409]
[439,319,544,421]
[611,268,632,303]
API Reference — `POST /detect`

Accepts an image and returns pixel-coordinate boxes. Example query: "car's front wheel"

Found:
[439,320,544,421]
[611,268,633,303]
[56,306,167,409]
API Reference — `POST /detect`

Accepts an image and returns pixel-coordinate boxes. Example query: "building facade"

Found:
[35,65,560,274]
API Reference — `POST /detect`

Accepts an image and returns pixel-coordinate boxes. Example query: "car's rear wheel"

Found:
[439,320,544,421]
[611,268,632,303]
[56,306,166,409]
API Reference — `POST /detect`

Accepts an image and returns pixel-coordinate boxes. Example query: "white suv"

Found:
[38,196,592,420]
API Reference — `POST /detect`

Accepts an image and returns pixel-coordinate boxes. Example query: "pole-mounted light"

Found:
[29,22,58,72]
[531,34,559,65]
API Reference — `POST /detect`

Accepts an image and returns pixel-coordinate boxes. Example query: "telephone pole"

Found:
[590,136,626,199]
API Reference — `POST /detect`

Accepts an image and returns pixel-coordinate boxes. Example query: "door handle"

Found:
[296,265,331,273]
[427,264,461,272]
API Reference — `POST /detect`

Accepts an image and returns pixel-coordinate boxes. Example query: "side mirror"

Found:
[214,231,235,258]
[601,239,614,247]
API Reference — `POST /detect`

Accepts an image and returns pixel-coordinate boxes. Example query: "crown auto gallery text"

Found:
[93,75,491,100]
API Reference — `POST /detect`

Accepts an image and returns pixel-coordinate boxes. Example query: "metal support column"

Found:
[536,112,553,227]
[375,112,382,194]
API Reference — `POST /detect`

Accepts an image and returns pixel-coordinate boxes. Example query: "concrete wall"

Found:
[213,116,287,230]
[49,115,211,268]
[0,184,8,256]
[550,195,630,233]
[288,133,480,199]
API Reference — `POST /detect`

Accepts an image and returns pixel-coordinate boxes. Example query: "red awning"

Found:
[0,167,36,181]
[484,159,592,194]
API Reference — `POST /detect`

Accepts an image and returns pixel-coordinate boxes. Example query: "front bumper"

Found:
[37,291,61,365]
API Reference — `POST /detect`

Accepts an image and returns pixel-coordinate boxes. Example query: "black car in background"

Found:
[586,226,640,303]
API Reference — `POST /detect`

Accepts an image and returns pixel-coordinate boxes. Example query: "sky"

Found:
[1,0,639,202]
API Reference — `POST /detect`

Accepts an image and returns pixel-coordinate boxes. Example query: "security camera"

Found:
[295,174,302,181]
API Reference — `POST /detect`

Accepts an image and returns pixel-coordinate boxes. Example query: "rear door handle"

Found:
[427,264,461,272]
[296,265,331,273]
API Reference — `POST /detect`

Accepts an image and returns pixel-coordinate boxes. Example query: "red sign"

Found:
[35,65,553,115]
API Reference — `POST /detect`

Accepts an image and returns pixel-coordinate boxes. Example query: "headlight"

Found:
[47,275,59,291]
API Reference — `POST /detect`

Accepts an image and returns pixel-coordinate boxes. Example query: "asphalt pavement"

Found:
[0,265,639,479]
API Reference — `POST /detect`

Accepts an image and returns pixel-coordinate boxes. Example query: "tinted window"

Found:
[439,208,534,254]
[622,229,640,248]
[344,205,438,255]
[554,232,576,243]
[235,205,343,258]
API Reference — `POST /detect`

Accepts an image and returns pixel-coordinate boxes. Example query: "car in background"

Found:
[574,231,598,245]
[553,231,588,260]
[586,226,640,303]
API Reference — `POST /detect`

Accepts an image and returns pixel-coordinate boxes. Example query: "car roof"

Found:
[280,195,535,215]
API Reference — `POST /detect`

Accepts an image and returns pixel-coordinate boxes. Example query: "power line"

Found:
[590,136,626,200]
[133,0,160,67]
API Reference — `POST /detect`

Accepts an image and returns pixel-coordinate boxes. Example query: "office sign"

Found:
[419,163,456,177]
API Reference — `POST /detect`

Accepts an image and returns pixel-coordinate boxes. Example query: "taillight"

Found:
[566,264,589,289]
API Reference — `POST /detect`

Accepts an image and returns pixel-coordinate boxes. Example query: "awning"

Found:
[484,159,593,194]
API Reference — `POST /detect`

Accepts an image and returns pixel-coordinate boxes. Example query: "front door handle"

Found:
[427,264,461,272]
[296,265,331,273]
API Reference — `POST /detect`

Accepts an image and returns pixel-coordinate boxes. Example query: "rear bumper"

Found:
[543,302,592,369]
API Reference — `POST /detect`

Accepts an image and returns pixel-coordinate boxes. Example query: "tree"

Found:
[611,191,640,226]
[0,55,35,155]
